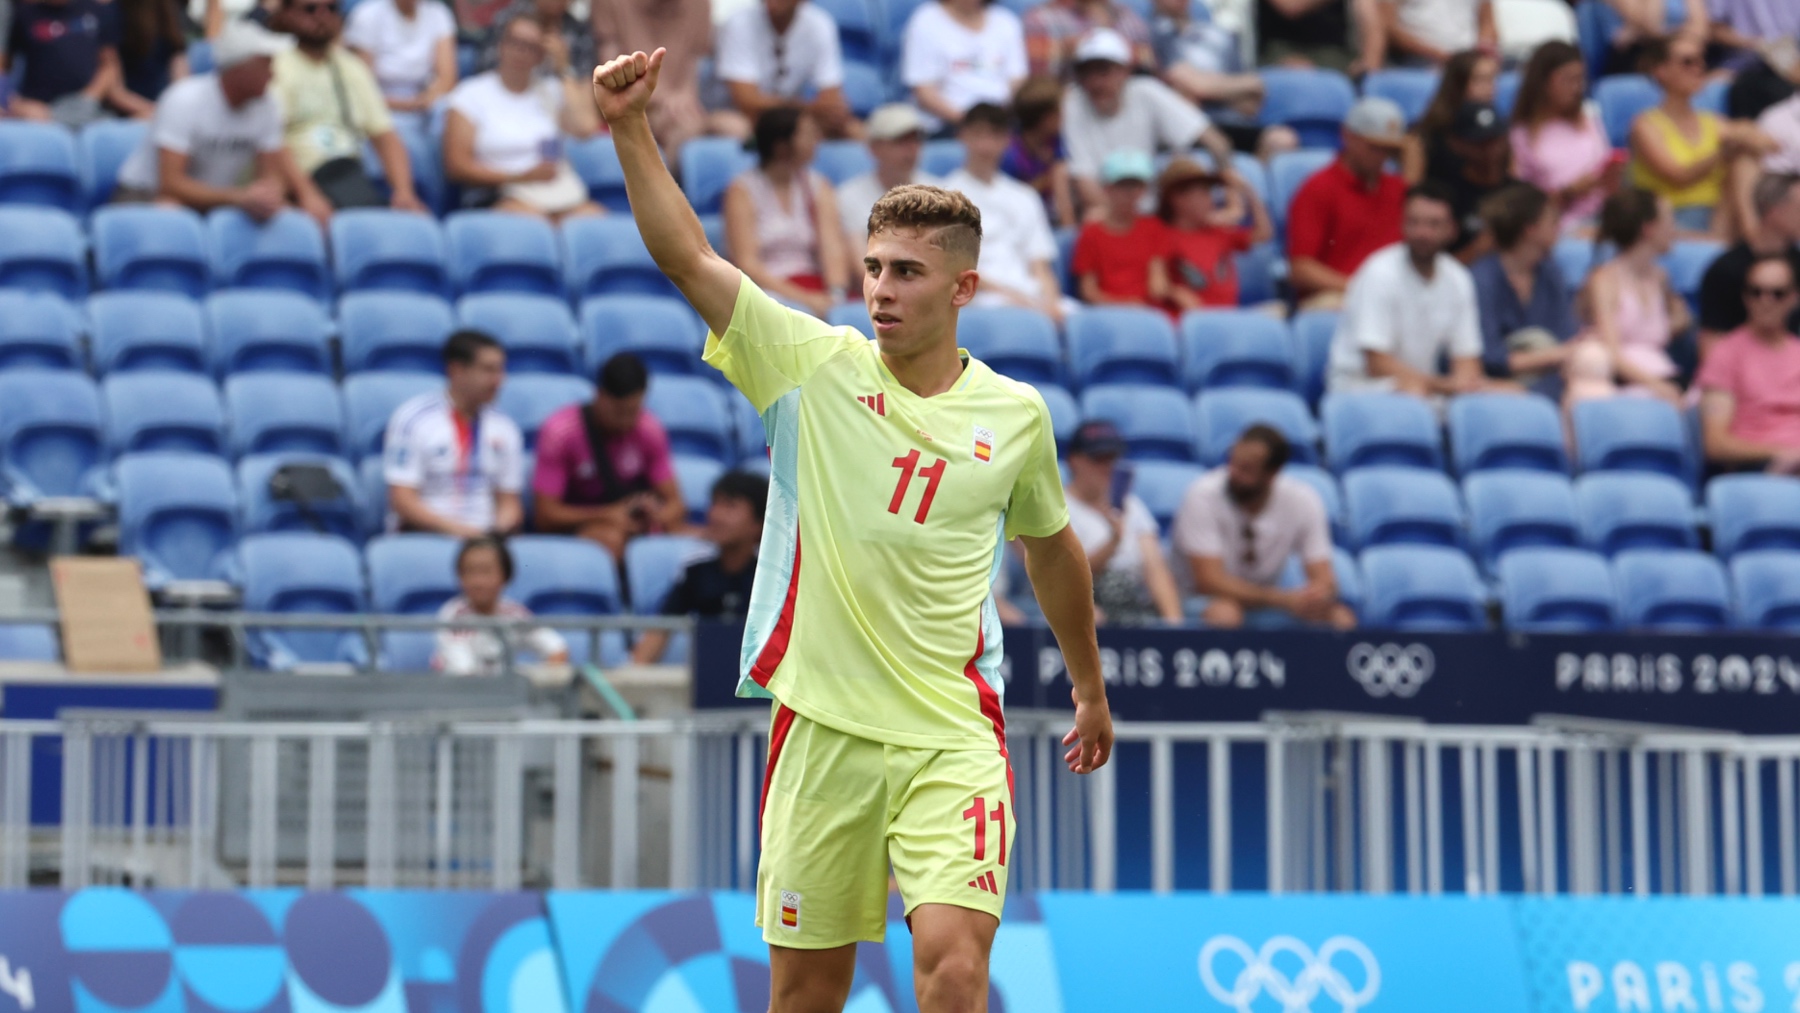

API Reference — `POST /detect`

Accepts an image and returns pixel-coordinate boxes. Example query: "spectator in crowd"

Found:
[1062,28,1240,215]
[1470,183,1577,397]
[1699,173,1800,346]
[1597,0,1706,77]
[1023,0,1153,80]
[1161,156,1274,310]
[273,0,426,211]
[343,0,457,122]
[1288,96,1408,307]
[594,0,745,155]
[1002,75,1076,227]
[531,353,686,557]
[442,14,601,222]
[630,471,767,664]
[481,0,591,78]
[113,0,190,115]
[1566,187,1688,406]
[902,0,1026,132]
[1706,0,1796,68]
[451,0,508,31]
[433,535,569,677]
[1698,254,1800,472]
[715,0,856,140]
[385,331,526,538]
[1072,150,1170,308]
[1432,101,1515,260]
[1402,48,1497,183]
[838,104,939,251]
[1255,0,1382,73]
[1327,181,1491,397]
[1062,421,1183,626]
[723,107,850,316]
[944,102,1068,320]
[1155,0,1295,159]
[1510,40,1619,234]
[2,0,120,126]
[114,21,333,224]
[1380,0,1494,67]
[1174,425,1354,630]
[1760,90,1800,175]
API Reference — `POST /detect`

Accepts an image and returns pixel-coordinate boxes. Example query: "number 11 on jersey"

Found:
[888,449,946,524]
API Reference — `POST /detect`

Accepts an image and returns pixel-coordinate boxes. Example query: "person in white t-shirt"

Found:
[714,0,857,139]
[1380,0,1493,67]
[900,0,1027,132]
[837,104,940,255]
[433,535,570,676]
[343,0,458,119]
[942,102,1068,322]
[385,330,526,536]
[1063,421,1183,625]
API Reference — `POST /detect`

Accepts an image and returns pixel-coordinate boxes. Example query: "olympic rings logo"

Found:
[1199,935,1382,1013]
[1346,643,1436,698]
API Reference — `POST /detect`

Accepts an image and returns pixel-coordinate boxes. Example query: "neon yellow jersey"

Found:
[705,277,1069,751]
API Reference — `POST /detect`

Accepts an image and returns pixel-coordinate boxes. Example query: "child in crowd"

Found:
[1071,150,1170,309]
[1159,156,1274,311]
[1002,76,1076,228]
[433,535,569,677]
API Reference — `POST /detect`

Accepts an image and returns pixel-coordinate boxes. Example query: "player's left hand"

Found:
[1063,686,1113,774]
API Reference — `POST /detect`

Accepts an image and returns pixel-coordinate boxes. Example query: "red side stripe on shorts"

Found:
[962,627,1014,807]
[749,530,802,688]
[759,704,797,829]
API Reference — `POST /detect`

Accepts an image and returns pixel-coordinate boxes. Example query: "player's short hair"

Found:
[866,184,983,265]
[443,329,501,367]
[597,352,648,398]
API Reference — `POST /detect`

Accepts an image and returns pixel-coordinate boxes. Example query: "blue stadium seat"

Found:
[457,293,583,375]
[1068,308,1180,387]
[581,295,707,376]
[1464,470,1580,571]
[1237,241,1280,305]
[1595,74,1660,147]
[0,624,59,661]
[343,371,440,460]
[1193,388,1318,465]
[1552,237,1594,290]
[565,134,630,212]
[0,207,87,298]
[339,291,456,374]
[102,372,225,456]
[1126,460,1201,531]
[187,39,214,72]
[958,306,1062,386]
[1054,225,1077,296]
[1494,70,1521,118]
[679,137,755,215]
[813,140,875,185]
[827,301,874,338]
[562,215,681,300]
[647,375,736,463]
[1663,239,1722,313]
[1343,466,1465,550]
[812,0,882,62]
[240,532,370,669]
[921,140,965,177]
[206,208,331,301]
[1574,472,1697,556]
[372,120,448,215]
[1570,398,1694,486]
[1359,545,1488,631]
[1330,546,1363,616]
[358,455,388,536]
[78,120,146,210]
[92,205,210,297]
[1613,548,1731,631]
[1291,309,1338,405]
[0,292,82,370]
[1080,384,1198,461]
[1497,547,1617,632]
[236,453,363,542]
[506,534,624,665]
[730,391,766,464]
[1448,393,1569,474]
[1361,68,1439,124]
[444,211,562,296]
[1038,384,1078,452]
[495,374,593,451]
[1258,68,1357,148]
[206,290,332,377]
[87,291,207,375]
[224,373,346,459]
[1284,463,1346,543]
[1181,310,1295,391]
[673,454,725,524]
[115,452,239,589]
[1269,149,1335,234]
[1707,475,1800,559]
[624,533,711,662]
[0,372,103,505]
[1730,550,1800,632]
[329,209,449,295]
[1321,392,1442,473]
[841,60,886,118]
[366,533,460,670]
[0,122,81,210]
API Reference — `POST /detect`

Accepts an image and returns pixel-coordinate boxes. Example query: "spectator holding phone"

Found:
[1062,420,1184,626]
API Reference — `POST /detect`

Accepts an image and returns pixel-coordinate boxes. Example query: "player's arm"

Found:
[1019,523,1113,774]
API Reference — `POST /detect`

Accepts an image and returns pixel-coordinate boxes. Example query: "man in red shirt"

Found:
[1287,96,1407,308]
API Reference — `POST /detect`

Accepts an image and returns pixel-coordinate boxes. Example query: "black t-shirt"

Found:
[1438,170,1511,254]
[1256,0,1347,51]
[1697,242,1800,335]
[660,556,757,619]
[7,0,119,103]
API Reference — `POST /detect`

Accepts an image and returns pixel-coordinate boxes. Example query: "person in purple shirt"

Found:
[530,352,687,556]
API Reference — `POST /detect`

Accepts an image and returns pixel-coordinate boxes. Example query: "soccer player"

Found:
[592,49,1114,1013]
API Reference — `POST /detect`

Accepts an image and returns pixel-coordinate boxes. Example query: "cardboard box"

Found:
[50,558,161,673]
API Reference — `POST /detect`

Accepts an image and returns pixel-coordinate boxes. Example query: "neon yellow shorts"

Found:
[754,703,1016,949]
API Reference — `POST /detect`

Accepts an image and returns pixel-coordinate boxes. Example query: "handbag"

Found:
[499,160,589,214]
[311,54,386,209]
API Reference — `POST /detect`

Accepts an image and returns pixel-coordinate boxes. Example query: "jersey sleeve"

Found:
[1003,388,1070,540]
[703,274,867,412]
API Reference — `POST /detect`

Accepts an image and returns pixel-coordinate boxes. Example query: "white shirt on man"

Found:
[837,169,941,246]
[1326,243,1482,394]
[715,1,845,99]
[942,166,1057,305]
[116,74,285,192]
[1172,469,1333,587]
[1062,75,1210,183]
[900,1,1027,129]
[446,71,564,177]
[343,0,456,100]
[1067,492,1159,576]
[383,391,524,532]
[1386,0,1484,57]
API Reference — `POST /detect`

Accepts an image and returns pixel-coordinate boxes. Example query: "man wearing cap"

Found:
[1023,0,1154,80]
[1287,95,1408,307]
[943,102,1069,321]
[1072,149,1171,307]
[114,20,332,225]
[837,104,941,254]
[1433,101,1515,261]
[1063,420,1184,626]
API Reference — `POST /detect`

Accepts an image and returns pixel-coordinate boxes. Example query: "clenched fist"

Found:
[592,48,665,125]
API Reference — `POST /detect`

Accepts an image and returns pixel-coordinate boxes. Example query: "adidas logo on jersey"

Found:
[857,393,887,417]
[967,871,999,894]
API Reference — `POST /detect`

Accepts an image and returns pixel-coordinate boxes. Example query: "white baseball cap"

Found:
[867,104,928,142]
[1072,28,1131,67]
[211,19,294,70]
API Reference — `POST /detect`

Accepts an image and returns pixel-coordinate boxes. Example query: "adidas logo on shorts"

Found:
[967,871,999,894]
[779,890,801,929]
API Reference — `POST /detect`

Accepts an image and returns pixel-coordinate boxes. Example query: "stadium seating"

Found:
[344,371,440,459]
[1613,548,1732,631]
[358,456,388,535]
[495,374,594,450]
[1329,546,1363,616]
[1194,388,1318,465]
[445,211,563,296]
[562,215,681,300]
[1494,70,1522,117]
[647,375,736,463]
[673,454,726,523]
[581,295,707,376]
[1321,392,1443,473]
[1257,68,1357,148]
[0,624,59,661]
[339,291,456,374]
[0,122,82,211]
[1181,310,1295,391]
[224,373,347,458]
[1361,68,1438,124]
[730,392,767,465]
[1664,239,1722,312]
[1067,307,1181,387]
[0,371,104,504]
[115,452,239,590]
[77,119,147,209]
[206,290,333,377]
[813,0,881,62]
[1447,393,1569,474]
[0,291,82,370]
[329,209,450,295]
[457,293,583,375]
[841,60,886,118]
[236,453,364,542]
[1574,472,1697,556]
[1595,74,1660,147]
[88,291,207,375]
[1707,475,1800,559]
[1464,470,1581,571]
[1358,545,1488,630]
[1125,460,1201,531]
[921,140,965,177]
[1291,309,1338,405]
[680,137,755,216]
[92,205,210,297]
[240,532,371,668]
[102,372,226,457]
[1081,384,1199,461]
[0,207,87,298]
[366,533,461,670]
[1283,463,1345,542]
[1570,398,1694,487]
[957,306,1064,386]
[1038,384,1079,452]
[1269,149,1336,234]
[1343,466,1465,550]
[1730,550,1800,632]
[1552,237,1594,290]
[813,140,876,185]
[207,208,331,301]
[1237,242,1280,305]
[564,135,630,212]
[1497,547,1617,632]
[624,533,711,661]
[505,534,624,664]
[827,301,875,338]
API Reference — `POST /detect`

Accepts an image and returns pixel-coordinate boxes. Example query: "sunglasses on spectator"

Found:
[1747,285,1797,300]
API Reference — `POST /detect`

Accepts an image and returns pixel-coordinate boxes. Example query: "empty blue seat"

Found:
[495,374,594,450]
[78,119,147,209]
[0,624,59,661]
[236,453,363,541]
[813,140,875,184]
[206,290,332,377]
[815,0,881,61]
[358,455,388,536]
[564,134,630,212]
[1575,472,1696,556]
[1181,310,1295,392]
[366,532,460,669]
[1080,384,1198,461]
[1613,548,1731,631]
[1321,391,1442,473]
[1663,239,1722,311]
[457,293,582,375]
[1269,149,1336,234]
[240,532,370,669]
[1730,550,1800,631]
[329,209,449,295]
[1193,388,1318,465]
[444,211,562,295]
[562,215,680,300]
[206,209,331,301]
[958,306,1062,386]
[1291,309,1338,405]
[0,371,103,504]
[1126,460,1201,531]
[581,294,707,376]
[1464,470,1580,571]
[0,292,82,370]
[88,291,207,375]
[1067,307,1180,387]
[116,452,239,589]
[680,137,756,215]
[1038,383,1078,452]
[1552,237,1594,290]
[1497,547,1617,632]
[1284,463,1346,543]
[339,291,455,374]
[1330,546,1363,616]
[827,301,874,338]
[1258,68,1357,148]
[506,534,623,664]
[1495,70,1521,118]
[1708,475,1800,559]
[0,122,81,210]
[1448,393,1568,474]
[1570,398,1693,485]
[730,391,767,464]
[921,139,965,177]
[0,207,87,298]
[841,59,886,117]
[1359,544,1487,630]
[672,453,725,524]
[625,534,712,613]
[1343,466,1465,550]
[224,373,346,458]
[647,375,735,463]
[92,205,210,297]
[1361,68,1438,124]
[343,371,439,460]
[1595,74,1660,147]
[1237,241,1280,306]
[102,372,225,456]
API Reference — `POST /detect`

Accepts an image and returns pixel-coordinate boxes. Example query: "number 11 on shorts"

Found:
[962,796,1006,865]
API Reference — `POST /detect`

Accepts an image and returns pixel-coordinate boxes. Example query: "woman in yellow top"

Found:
[1628,32,1777,239]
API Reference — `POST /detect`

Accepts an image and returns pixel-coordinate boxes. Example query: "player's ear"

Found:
[952,267,980,309]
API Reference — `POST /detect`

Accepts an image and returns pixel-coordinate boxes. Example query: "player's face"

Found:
[861,228,978,359]
[457,548,507,613]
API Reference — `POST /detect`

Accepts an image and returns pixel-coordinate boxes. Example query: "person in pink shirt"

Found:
[1509,41,1619,235]
[530,352,687,555]
[1697,255,1800,474]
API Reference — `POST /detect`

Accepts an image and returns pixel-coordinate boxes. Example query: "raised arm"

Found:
[594,49,743,335]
